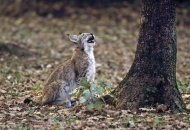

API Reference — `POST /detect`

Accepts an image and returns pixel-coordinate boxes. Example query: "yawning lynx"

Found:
[25,33,96,107]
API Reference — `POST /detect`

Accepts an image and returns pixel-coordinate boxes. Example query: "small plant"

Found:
[177,80,189,93]
[13,124,28,130]
[51,117,61,126]
[12,71,22,85]
[0,72,5,81]
[20,29,34,40]
[32,83,42,91]
[28,108,35,114]
[123,116,136,128]
[71,77,115,110]
[0,70,12,81]
[152,116,160,127]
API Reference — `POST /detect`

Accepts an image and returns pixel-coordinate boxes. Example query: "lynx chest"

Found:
[85,50,96,82]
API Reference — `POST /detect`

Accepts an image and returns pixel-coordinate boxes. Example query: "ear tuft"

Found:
[68,34,78,43]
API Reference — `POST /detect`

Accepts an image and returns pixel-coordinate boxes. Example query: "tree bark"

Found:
[106,0,186,113]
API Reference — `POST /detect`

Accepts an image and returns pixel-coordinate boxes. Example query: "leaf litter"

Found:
[0,2,190,129]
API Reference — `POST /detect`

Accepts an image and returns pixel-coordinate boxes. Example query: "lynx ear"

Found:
[68,34,78,43]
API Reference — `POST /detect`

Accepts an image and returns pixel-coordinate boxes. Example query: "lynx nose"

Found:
[90,33,94,39]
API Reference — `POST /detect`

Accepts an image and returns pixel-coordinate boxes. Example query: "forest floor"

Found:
[0,3,190,130]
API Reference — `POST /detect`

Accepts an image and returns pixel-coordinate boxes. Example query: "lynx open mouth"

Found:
[87,35,95,43]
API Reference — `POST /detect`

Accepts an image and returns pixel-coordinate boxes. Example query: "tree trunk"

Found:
[106,0,186,113]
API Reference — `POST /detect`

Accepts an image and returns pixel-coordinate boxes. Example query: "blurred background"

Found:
[0,0,190,16]
[0,0,189,94]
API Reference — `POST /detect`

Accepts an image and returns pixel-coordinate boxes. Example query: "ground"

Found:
[0,3,190,129]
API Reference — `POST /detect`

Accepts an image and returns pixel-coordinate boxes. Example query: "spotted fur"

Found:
[33,33,96,107]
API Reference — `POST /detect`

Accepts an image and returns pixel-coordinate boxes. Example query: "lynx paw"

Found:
[71,100,78,106]
[63,101,72,107]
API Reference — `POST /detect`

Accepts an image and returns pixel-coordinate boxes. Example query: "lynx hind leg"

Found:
[41,81,59,105]
[42,80,72,107]
[42,80,63,105]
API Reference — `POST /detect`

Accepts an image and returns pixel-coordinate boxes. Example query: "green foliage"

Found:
[122,116,161,128]
[123,116,136,128]
[177,80,189,93]
[0,72,5,81]
[28,108,35,114]
[32,83,42,90]
[12,124,28,130]
[0,70,22,86]
[12,71,22,86]
[0,70,12,81]
[153,116,160,127]
[71,77,115,110]
[19,26,35,40]
[50,118,66,130]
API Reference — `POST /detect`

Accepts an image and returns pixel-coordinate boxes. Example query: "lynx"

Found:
[25,33,96,107]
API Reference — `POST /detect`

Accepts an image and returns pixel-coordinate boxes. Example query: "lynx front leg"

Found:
[54,87,72,107]
[42,81,60,105]
[86,72,95,82]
